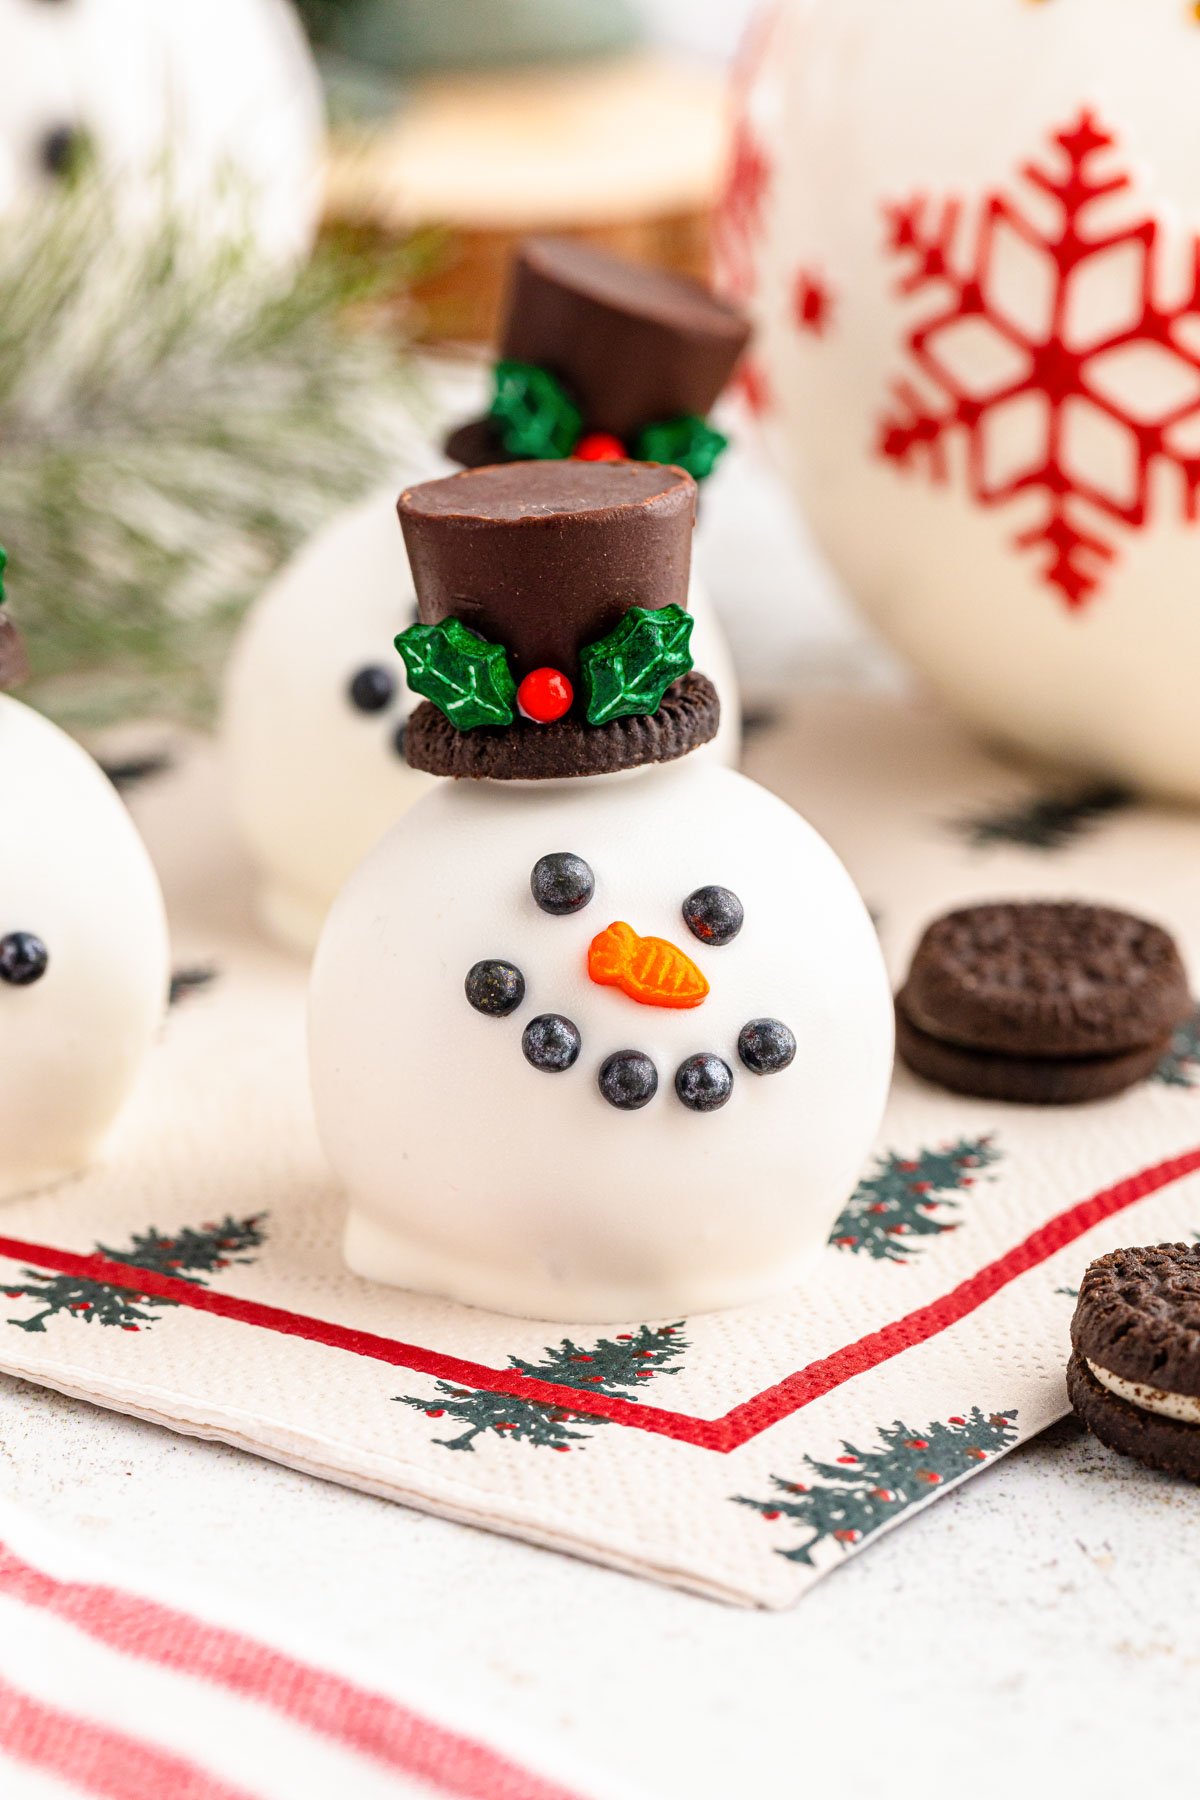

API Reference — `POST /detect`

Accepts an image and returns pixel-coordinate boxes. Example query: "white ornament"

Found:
[223,487,742,954]
[733,0,1200,802]
[0,696,169,1202]
[310,762,892,1322]
[0,0,323,266]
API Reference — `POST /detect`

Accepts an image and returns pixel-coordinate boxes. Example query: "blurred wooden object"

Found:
[323,55,728,344]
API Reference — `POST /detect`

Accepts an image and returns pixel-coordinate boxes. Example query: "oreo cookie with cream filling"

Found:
[1068,1244,1200,1481]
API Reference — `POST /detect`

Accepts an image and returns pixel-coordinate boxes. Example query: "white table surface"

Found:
[4,420,1198,1800]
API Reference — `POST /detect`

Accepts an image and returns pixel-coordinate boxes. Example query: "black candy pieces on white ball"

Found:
[465,959,525,1017]
[675,1053,734,1112]
[683,885,743,947]
[348,665,395,713]
[522,1013,582,1072]
[738,1018,797,1075]
[598,1050,658,1110]
[0,932,49,987]
[531,853,594,916]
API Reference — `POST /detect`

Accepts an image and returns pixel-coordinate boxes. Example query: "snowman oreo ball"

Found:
[0,0,322,266]
[0,580,168,1201]
[221,488,740,955]
[310,463,892,1321]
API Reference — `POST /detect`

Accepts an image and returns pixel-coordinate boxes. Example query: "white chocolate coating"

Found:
[0,0,322,266]
[1086,1360,1200,1427]
[223,487,742,955]
[742,0,1200,801]
[309,761,893,1322]
[0,697,169,1202]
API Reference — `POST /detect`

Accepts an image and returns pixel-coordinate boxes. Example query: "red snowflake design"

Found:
[879,109,1200,609]
[712,8,777,305]
[794,270,834,337]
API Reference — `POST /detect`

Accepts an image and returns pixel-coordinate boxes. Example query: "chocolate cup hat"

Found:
[396,459,718,780]
[444,237,751,470]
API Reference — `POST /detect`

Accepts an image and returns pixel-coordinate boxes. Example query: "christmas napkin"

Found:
[1,695,1198,1610]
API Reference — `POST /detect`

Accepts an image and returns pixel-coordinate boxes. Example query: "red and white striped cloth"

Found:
[0,1502,604,1800]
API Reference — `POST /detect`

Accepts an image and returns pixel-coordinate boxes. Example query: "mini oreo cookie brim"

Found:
[895,1006,1171,1105]
[405,670,718,781]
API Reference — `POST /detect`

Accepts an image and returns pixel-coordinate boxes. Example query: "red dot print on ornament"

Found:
[793,271,834,337]
[879,108,1200,611]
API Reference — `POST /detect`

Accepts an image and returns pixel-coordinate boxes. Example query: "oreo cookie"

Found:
[896,901,1190,1105]
[1068,1244,1200,1482]
[405,670,719,781]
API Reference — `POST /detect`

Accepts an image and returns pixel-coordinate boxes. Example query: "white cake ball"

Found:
[0,695,169,1202]
[0,0,322,266]
[310,761,892,1322]
[223,487,742,955]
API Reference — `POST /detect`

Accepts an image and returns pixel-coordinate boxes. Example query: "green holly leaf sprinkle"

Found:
[395,618,517,731]
[580,604,694,726]
[636,414,728,481]
[490,360,582,459]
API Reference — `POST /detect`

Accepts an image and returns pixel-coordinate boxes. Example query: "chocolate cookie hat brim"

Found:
[406,669,719,780]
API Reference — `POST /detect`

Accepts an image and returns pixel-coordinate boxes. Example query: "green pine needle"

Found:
[0,176,436,729]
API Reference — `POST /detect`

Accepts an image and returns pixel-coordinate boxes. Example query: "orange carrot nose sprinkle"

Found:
[587,921,709,1009]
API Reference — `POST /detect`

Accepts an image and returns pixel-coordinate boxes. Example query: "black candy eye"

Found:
[682,886,744,947]
[392,721,408,761]
[738,1018,796,1075]
[531,852,594,916]
[348,665,396,713]
[0,932,49,987]
[598,1050,658,1110]
[522,1013,581,1072]
[675,1053,734,1112]
[39,123,88,178]
[465,959,524,1017]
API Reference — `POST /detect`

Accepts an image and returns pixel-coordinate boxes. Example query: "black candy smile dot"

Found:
[675,1053,734,1112]
[598,1050,658,1111]
[392,720,408,761]
[531,852,595,916]
[522,1013,582,1072]
[682,885,744,947]
[0,932,49,987]
[348,665,395,713]
[738,1018,797,1075]
[465,959,525,1017]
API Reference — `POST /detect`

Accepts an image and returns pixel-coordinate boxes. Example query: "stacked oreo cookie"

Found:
[896,901,1191,1104]
[1069,1245,1200,1482]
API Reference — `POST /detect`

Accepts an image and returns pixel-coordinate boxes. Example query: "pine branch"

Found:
[0,176,435,729]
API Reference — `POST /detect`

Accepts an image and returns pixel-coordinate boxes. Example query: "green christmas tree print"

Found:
[954,782,1133,851]
[4,1215,265,1334]
[734,1409,1019,1566]
[1154,1005,1200,1089]
[397,1322,687,1453]
[829,1136,1001,1261]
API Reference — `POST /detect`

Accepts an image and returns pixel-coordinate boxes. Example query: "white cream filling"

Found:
[1086,1359,1200,1425]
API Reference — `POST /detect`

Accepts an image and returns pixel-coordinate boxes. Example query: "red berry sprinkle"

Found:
[574,431,627,462]
[517,667,574,724]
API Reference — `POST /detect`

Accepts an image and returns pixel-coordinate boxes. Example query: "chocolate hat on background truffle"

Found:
[0,551,28,689]
[395,460,718,781]
[445,238,750,484]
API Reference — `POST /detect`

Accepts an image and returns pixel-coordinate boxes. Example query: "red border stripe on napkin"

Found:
[1,1144,1197,1454]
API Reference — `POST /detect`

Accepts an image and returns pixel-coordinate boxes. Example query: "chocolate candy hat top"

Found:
[445,238,751,481]
[395,460,718,780]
